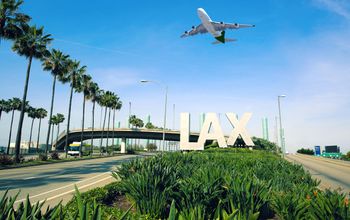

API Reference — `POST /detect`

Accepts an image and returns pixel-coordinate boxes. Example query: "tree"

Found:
[0,99,8,120]
[99,91,115,153]
[85,82,100,155]
[252,137,279,152]
[49,114,57,149]
[12,25,52,163]
[55,113,64,148]
[111,97,122,151]
[42,49,69,155]
[60,59,86,157]
[75,74,92,157]
[6,97,21,154]
[145,122,156,129]
[35,108,47,153]
[0,0,30,42]
[27,106,36,153]
[297,148,314,155]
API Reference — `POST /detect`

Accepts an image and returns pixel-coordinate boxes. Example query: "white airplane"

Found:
[181,8,255,44]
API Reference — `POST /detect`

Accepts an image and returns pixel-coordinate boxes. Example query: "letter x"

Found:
[226,113,254,146]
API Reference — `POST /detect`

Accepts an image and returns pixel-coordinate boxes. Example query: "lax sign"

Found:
[180,113,254,150]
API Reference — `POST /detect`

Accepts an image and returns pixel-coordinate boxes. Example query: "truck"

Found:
[67,142,80,156]
[321,145,342,159]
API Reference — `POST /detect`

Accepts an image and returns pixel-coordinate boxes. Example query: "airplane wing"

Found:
[211,21,255,32]
[180,24,208,38]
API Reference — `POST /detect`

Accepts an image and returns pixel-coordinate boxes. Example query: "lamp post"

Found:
[277,95,286,157]
[140,80,168,152]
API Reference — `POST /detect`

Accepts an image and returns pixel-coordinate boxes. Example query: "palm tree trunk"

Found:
[56,124,60,145]
[80,96,86,157]
[112,108,116,154]
[106,108,111,154]
[50,124,55,151]
[0,109,2,120]
[36,118,42,153]
[90,101,95,156]
[6,109,15,154]
[14,56,33,163]
[65,85,74,158]
[28,118,35,154]
[100,106,107,154]
[45,75,57,154]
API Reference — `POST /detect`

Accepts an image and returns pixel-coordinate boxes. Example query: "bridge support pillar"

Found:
[121,138,126,154]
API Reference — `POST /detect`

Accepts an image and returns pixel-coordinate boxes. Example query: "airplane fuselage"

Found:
[197,8,221,38]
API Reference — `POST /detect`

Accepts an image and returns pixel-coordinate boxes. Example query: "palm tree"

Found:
[99,91,114,153]
[111,96,122,151]
[49,114,57,149]
[35,108,47,153]
[60,59,86,157]
[86,82,100,156]
[27,106,36,153]
[0,99,6,120]
[12,25,52,162]
[55,113,64,148]
[6,97,21,154]
[0,0,30,42]
[75,74,92,157]
[42,49,69,154]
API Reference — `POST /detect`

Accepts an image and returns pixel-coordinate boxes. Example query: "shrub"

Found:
[50,151,60,160]
[297,148,314,155]
[146,143,157,151]
[38,153,48,161]
[0,154,13,165]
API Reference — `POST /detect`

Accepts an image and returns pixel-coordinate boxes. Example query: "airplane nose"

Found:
[197,8,204,13]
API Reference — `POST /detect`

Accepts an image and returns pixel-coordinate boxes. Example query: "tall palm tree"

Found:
[12,25,51,162]
[76,74,92,157]
[86,82,100,156]
[49,114,57,149]
[60,59,86,157]
[55,113,64,147]
[0,0,30,42]
[0,99,6,120]
[111,96,122,151]
[99,91,114,153]
[27,106,36,153]
[0,99,11,119]
[42,49,69,154]
[35,108,47,153]
[6,97,21,154]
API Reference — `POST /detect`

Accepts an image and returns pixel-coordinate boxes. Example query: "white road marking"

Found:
[14,171,112,204]
[39,175,113,203]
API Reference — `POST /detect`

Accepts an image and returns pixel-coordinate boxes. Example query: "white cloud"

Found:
[314,0,350,20]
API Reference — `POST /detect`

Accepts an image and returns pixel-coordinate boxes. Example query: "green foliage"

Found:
[113,151,349,219]
[0,185,134,220]
[38,153,48,161]
[146,143,157,151]
[252,137,279,152]
[297,148,315,155]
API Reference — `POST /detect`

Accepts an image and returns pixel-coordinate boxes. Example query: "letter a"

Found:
[197,113,227,148]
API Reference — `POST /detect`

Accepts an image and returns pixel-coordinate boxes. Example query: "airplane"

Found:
[181,8,255,44]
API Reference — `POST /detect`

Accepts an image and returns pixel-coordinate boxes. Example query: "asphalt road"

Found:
[286,154,350,194]
[0,155,140,209]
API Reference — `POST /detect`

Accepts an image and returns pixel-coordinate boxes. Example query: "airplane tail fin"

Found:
[212,38,237,45]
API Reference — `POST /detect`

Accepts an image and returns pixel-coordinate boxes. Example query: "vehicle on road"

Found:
[67,142,80,156]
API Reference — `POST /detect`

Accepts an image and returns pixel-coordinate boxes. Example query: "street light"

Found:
[278,95,286,157]
[140,80,168,152]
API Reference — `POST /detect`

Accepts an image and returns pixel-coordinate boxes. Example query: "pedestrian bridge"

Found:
[54,128,200,150]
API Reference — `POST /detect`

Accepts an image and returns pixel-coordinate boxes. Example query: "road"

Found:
[286,154,350,194]
[0,155,139,209]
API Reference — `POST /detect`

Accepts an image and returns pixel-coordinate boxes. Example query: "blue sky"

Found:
[1,0,350,153]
